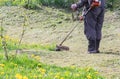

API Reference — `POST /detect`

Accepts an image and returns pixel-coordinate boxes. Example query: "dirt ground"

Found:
[0,6,120,79]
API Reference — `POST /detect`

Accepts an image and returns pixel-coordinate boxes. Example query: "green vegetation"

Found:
[106,0,120,10]
[0,54,105,79]
[0,0,119,79]
[1,0,120,9]
[0,0,77,9]
[0,36,56,51]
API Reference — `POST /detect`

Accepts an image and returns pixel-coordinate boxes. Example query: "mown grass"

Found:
[0,53,105,79]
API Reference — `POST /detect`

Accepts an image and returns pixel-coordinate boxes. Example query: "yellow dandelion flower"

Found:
[94,71,99,74]
[23,76,28,79]
[15,73,22,79]
[14,64,18,67]
[39,68,46,75]
[70,66,76,69]
[76,73,80,77]
[64,71,70,77]
[55,72,61,78]
[31,54,35,58]
[34,56,40,60]
[87,74,92,79]
[4,35,10,41]
[86,67,91,72]
[55,75,60,79]
[60,77,64,79]
[0,64,5,67]
[0,72,4,75]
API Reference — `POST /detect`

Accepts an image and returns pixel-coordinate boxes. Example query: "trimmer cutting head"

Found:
[55,45,69,51]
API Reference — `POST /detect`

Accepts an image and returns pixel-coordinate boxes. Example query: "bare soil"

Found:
[0,6,120,79]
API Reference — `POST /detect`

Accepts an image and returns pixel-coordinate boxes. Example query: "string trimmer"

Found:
[55,7,92,51]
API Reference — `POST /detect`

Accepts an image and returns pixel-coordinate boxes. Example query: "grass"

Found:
[0,53,105,79]
[101,59,120,67]
[0,4,119,79]
[0,35,56,51]
[18,43,56,51]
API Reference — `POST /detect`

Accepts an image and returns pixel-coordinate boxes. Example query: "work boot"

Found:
[96,39,100,53]
[88,40,96,52]
[88,40,100,54]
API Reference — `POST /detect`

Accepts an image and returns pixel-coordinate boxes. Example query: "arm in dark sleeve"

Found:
[76,0,88,8]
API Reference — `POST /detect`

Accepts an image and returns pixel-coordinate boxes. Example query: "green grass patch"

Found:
[19,43,56,51]
[0,54,105,79]
[0,36,56,51]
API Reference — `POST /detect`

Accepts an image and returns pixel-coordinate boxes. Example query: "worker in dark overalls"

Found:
[71,0,105,53]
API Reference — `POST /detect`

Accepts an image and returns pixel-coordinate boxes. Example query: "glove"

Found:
[71,4,77,11]
[79,16,84,21]
[91,0,101,8]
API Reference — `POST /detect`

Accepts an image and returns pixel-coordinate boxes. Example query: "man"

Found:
[71,0,105,53]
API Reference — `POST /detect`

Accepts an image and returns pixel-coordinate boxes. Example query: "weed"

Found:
[16,9,28,54]
[0,18,9,60]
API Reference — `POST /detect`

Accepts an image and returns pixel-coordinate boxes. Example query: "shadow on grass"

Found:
[100,51,120,56]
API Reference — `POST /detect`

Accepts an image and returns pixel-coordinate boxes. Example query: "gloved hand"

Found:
[91,0,101,8]
[71,4,77,11]
[79,16,84,21]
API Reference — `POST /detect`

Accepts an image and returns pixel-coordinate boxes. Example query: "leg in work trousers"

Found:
[84,7,105,52]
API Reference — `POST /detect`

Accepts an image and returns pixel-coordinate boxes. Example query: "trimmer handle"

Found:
[72,7,92,21]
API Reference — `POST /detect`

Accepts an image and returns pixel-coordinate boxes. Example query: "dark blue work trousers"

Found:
[84,7,105,51]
